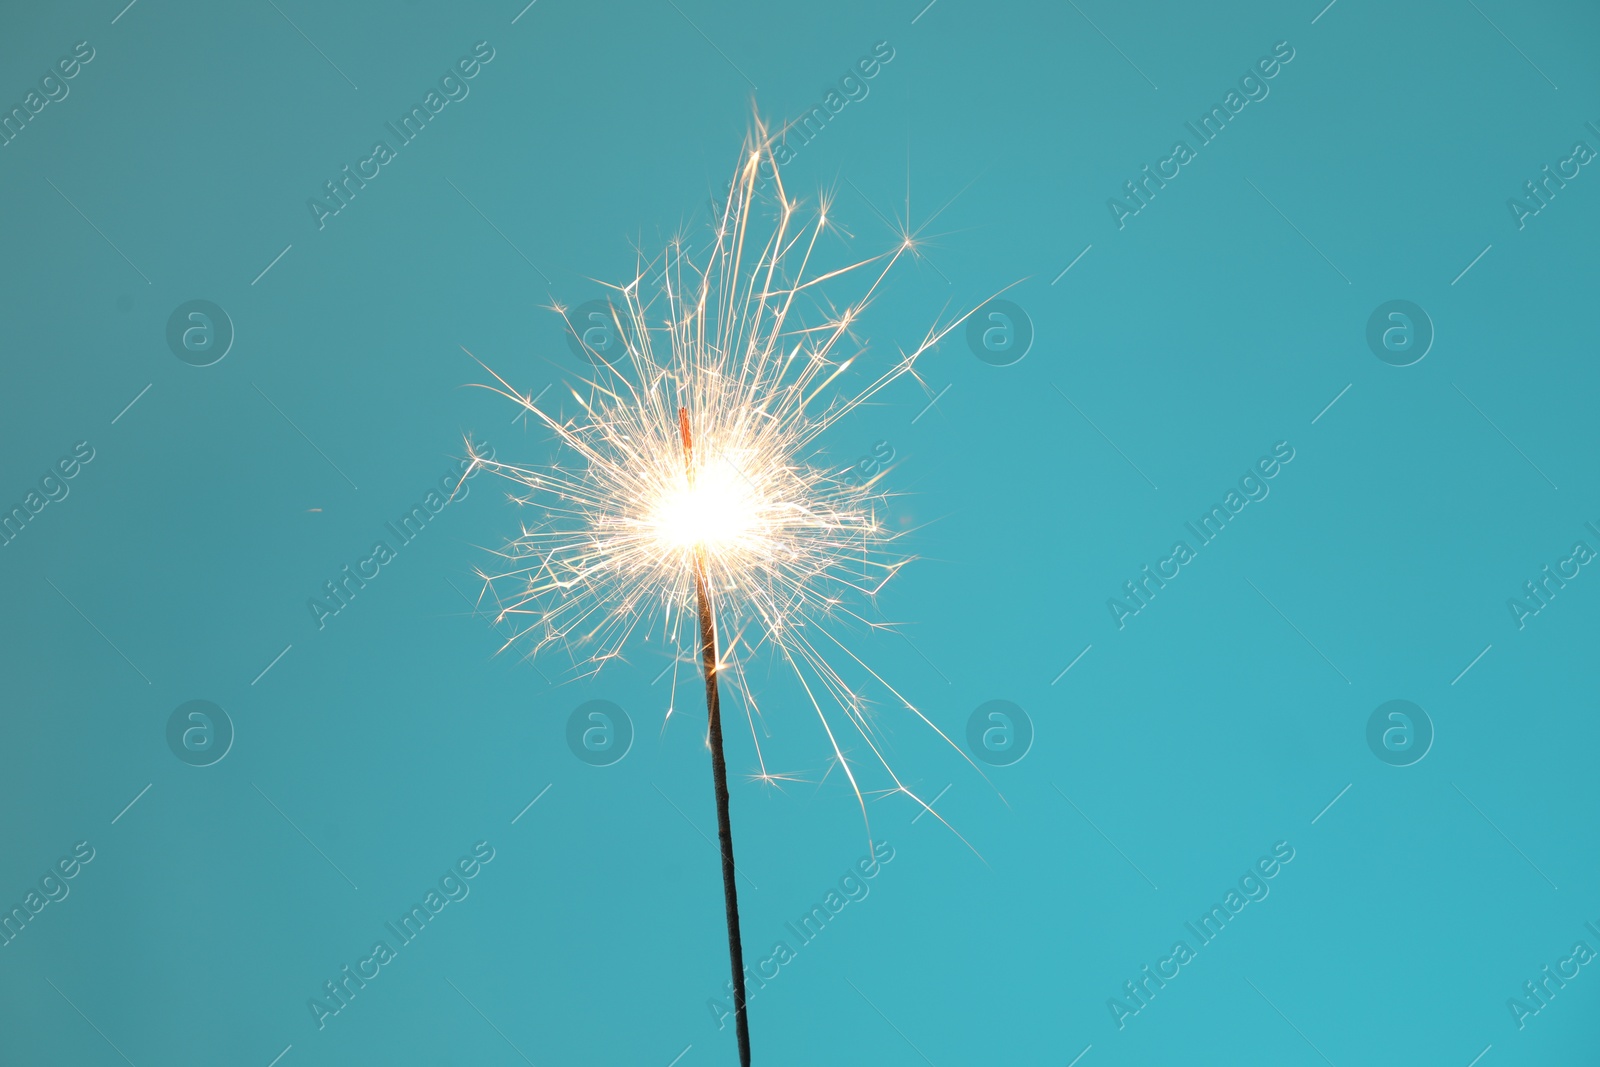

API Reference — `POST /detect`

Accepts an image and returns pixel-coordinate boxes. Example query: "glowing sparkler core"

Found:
[648,450,766,556]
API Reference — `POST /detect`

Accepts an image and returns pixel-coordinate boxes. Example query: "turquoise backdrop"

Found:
[2,0,1597,1063]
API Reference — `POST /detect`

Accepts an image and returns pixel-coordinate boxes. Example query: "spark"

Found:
[470,118,993,846]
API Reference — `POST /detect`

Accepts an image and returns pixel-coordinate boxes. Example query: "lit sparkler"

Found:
[467,119,986,1064]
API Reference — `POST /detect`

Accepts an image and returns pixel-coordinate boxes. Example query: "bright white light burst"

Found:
[467,121,989,836]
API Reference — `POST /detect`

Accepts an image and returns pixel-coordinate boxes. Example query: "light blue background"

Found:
[1,0,1597,1063]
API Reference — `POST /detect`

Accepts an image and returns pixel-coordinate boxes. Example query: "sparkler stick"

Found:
[678,404,752,1066]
